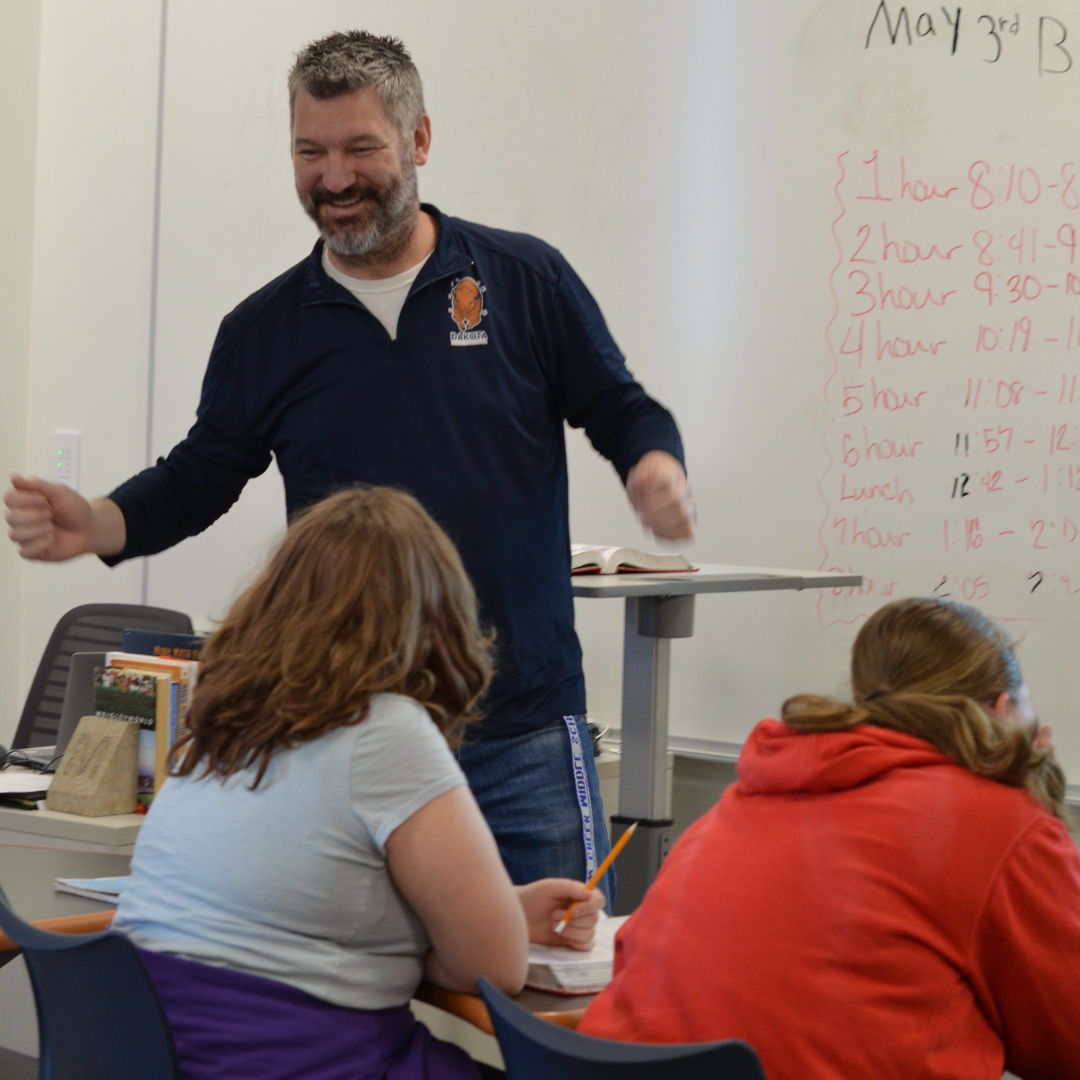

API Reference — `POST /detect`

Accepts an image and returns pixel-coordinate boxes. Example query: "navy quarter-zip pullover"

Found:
[108,207,684,737]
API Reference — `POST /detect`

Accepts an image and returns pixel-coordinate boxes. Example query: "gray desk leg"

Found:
[612,595,694,914]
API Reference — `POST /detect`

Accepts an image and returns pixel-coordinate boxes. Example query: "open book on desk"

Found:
[571,546,696,576]
[525,914,629,994]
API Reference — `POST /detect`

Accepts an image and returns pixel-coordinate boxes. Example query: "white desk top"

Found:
[0,803,142,855]
[570,563,863,598]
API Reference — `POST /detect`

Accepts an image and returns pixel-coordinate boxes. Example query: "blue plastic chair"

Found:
[0,886,180,1080]
[477,977,767,1079]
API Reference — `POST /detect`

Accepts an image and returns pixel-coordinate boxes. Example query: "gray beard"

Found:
[303,156,419,267]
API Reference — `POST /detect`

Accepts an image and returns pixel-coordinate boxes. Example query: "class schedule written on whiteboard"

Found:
[816,5,1080,652]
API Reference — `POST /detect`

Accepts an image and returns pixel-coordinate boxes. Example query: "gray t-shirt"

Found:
[113,693,467,1010]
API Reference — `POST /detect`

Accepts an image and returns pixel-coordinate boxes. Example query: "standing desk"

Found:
[573,563,862,913]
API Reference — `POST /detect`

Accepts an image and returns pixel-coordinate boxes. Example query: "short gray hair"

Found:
[288,31,425,137]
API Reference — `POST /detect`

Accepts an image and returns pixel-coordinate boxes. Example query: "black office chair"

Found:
[476,978,768,1080]
[12,604,193,750]
[0,885,181,1080]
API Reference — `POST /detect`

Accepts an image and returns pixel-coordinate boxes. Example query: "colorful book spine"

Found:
[106,653,197,794]
[93,667,171,795]
[107,651,198,720]
[121,629,206,663]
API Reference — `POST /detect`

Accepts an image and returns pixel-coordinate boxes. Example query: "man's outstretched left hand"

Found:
[626,451,696,541]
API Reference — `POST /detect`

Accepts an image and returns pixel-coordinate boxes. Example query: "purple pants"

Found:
[136,947,481,1080]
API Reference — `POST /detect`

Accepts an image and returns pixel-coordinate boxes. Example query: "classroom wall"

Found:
[0,0,960,754]
[0,0,42,749]
[132,1,851,759]
[2,0,163,748]
[13,2,1080,777]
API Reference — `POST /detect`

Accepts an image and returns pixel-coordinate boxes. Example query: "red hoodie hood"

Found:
[737,719,952,795]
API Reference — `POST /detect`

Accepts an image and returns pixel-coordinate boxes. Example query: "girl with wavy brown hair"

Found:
[581,597,1080,1079]
[113,487,603,1080]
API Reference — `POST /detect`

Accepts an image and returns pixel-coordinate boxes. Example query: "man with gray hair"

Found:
[5,31,695,900]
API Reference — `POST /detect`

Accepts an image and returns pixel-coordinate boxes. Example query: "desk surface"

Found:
[0,842,591,1031]
[0,802,142,855]
[571,563,862,598]
[0,843,131,922]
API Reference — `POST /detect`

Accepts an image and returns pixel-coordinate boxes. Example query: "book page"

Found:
[527,913,628,965]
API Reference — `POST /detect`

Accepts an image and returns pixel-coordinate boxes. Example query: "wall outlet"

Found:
[51,432,80,491]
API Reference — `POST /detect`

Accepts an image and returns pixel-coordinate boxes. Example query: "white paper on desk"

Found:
[54,876,130,903]
[0,771,52,795]
[527,914,629,991]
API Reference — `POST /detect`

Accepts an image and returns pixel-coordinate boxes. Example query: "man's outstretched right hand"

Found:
[4,475,126,561]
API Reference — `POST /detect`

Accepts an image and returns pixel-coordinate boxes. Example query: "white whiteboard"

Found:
[138,0,1080,778]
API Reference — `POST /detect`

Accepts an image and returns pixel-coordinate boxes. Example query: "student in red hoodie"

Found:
[579,597,1080,1079]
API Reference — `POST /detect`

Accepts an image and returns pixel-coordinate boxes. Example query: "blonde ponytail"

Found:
[782,600,1070,825]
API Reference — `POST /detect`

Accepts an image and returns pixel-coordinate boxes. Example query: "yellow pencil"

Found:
[553,821,638,935]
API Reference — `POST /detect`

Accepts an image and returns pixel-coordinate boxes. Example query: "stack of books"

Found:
[91,631,206,807]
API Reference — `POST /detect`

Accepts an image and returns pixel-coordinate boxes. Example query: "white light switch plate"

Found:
[51,432,80,491]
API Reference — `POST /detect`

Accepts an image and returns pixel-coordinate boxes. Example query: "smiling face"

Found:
[292,86,428,265]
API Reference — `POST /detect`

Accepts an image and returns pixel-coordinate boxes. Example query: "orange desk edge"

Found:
[414,981,587,1035]
[0,909,586,1035]
[0,907,115,952]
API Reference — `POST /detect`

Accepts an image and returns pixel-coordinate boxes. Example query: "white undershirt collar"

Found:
[321,247,432,341]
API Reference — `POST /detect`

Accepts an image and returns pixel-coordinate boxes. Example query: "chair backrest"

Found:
[0,886,180,1080]
[477,978,767,1080]
[13,604,194,749]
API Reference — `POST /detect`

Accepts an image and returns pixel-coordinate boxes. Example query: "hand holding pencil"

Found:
[515,879,605,951]
[515,821,639,950]
[554,821,637,935]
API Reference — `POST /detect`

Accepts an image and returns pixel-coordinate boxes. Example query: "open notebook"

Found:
[525,913,629,994]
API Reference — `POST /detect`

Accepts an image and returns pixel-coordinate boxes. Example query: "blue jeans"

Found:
[457,716,616,911]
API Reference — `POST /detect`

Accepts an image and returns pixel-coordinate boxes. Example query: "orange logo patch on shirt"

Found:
[448,276,489,346]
